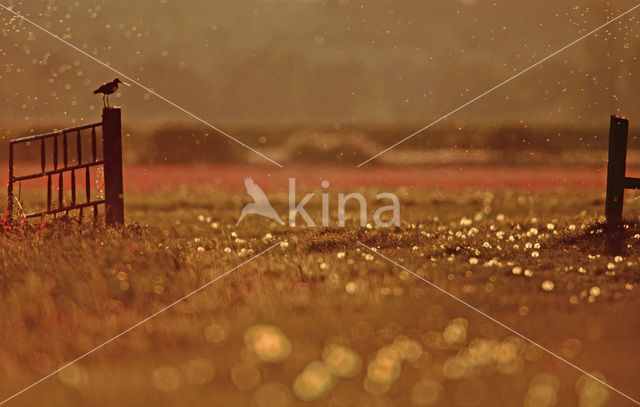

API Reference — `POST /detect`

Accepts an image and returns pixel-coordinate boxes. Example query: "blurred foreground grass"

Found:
[0,188,639,406]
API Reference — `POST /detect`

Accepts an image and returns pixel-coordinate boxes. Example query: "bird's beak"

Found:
[121,81,131,87]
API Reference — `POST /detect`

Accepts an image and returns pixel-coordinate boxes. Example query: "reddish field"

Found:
[1,164,615,192]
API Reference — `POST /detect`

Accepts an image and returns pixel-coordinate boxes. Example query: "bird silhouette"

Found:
[237,178,284,226]
[93,78,131,108]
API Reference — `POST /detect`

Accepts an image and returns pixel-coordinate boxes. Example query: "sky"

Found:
[1,0,640,135]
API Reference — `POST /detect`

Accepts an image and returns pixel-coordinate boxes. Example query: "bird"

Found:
[237,178,284,226]
[93,78,130,107]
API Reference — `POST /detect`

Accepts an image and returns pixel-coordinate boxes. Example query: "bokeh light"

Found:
[57,364,88,388]
[292,361,335,401]
[151,366,181,393]
[183,358,215,385]
[523,373,560,407]
[410,379,444,406]
[254,382,290,407]
[243,325,293,363]
[230,362,261,391]
[443,318,468,345]
[575,373,610,407]
[322,344,362,378]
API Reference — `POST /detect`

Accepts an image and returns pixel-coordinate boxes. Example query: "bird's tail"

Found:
[92,89,99,94]
[236,209,247,226]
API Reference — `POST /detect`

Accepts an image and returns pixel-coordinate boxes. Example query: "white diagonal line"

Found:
[357,241,640,406]
[357,3,640,167]
[0,241,283,406]
[0,3,283,168]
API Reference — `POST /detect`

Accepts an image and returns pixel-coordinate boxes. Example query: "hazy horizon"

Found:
[2,0,640,136]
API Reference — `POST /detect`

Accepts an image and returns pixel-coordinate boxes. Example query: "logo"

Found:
[237,178,285,226]
[237,178,400,227]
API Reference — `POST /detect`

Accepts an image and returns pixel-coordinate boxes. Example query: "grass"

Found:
[0,187,639,406]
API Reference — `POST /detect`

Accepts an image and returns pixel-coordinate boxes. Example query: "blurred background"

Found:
[1,0,640,165]
[2,3,640,407]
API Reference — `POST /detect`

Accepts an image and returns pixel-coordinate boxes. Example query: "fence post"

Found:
[7,143,13,218]
[605,115,629,227]
[102,107,124,227]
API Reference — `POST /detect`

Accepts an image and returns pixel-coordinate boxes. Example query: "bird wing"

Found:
[93,83,108,94]
[244,178,270,205]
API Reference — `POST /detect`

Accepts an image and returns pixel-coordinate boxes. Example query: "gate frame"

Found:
[605,115,640,227]
[7,107,124,227]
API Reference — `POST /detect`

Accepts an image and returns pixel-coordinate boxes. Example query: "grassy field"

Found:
[0,186,639,407]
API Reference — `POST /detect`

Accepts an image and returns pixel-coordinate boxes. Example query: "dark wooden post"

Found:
[605,115,629,227]
[102,107,124,226]
[7,143,13,218]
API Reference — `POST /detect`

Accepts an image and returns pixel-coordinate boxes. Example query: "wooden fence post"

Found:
[102,107,124,227]
[7,143,13,219]
[605,115,629,227]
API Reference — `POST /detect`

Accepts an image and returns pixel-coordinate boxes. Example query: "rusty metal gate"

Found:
[7,108,124,226]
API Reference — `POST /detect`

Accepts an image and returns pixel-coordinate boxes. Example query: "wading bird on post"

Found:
[93,78,130,107]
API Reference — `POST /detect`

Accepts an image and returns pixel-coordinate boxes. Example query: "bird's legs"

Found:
[106,95,110,108]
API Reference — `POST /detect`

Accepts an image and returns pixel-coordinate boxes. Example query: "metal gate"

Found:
[7,108,124,226]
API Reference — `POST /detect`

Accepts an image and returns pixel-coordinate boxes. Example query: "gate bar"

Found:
[605,115,640,227]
